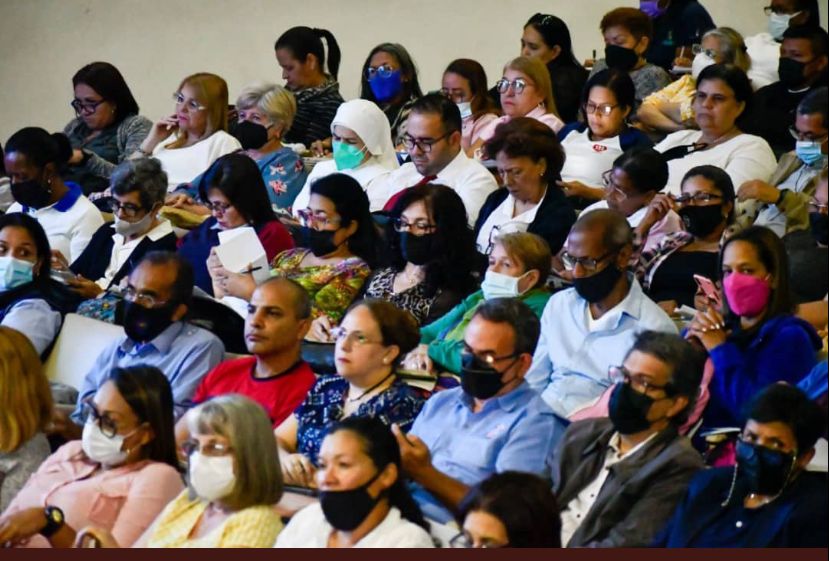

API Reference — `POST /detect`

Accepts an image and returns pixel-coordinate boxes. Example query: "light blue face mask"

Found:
[0,256,35,291]
[480,270,530,300]
[795,140,825,166]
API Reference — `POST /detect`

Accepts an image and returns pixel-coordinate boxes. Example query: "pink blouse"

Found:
[2,441,183,548]
[477,105,564,145]
[461,113,498,152]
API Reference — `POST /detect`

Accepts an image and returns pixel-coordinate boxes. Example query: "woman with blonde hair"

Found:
[135,72,241,191]
[473,56,563,154]
[0,326,52,513]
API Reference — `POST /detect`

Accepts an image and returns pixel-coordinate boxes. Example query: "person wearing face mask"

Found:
[276,417,433,548]
[555,331,705,547]
[687,226,822,430]
[737,88,827,241]
[589,8,671,107]
[360,43,424,147]
[526,210,677,419]
[0,366,183,548]
[655,384,827,547]
[634,166,735,313]
[394,298,566,525]
[362,185,477,326]
[76,394,284,548]
[442,59,499,156]
[4,128,104,262]
[61,158,176,301]
[639,27,753,136]
[744,25,828,157]
[291,99,399,213]
[404,232,552,378]
[787,169,828,303]
[642,0,714,72]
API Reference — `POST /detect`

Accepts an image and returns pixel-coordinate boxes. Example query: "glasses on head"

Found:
[401,132,451,154]
[788,126,829,143]
[123,286,171,308]
[331,327,383,347]
[485,222,528,255]
[449,531,507,549]
[107,200,145,219]
[206,201,233,214]
[609,365,672,396]
[181,439,233,457]
[393,218,437,235]
[296,208,341,229]
[172,92,207,112]
[81,398,120,438]
[71,98,106,115]
[808,199,829,213]
[583,102,618,116]
[496,78,529,95]
[366,64,397,80]
[602,170,629,201]
[692,44,718,59]
[560,250,615,273]
[672,192,723,205]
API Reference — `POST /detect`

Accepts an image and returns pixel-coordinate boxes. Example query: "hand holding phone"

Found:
[693,274,722,309]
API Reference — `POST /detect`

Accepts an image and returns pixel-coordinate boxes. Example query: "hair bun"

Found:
[50,132,74,165]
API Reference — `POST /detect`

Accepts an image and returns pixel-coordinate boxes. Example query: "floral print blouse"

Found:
[256,148,308,212]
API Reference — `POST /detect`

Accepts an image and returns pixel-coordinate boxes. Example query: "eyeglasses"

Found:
[602,170,629,200]
[366,64,397,80]
[496,78,530,95]
[331,327,383,347]
[401,132,451,154]
[583,102,619,116]
[672,192,723,205]
[788,126,829,143]
[71,98,106,115]
[439,88,467,103]
[763,5,800,16]
[296,208,341,229]
[181,439,234,457]
[206,201,233,214]
[692,44,718,59]
[81,398,120,438]
[107,200,145,219]
[392,218,437,235]
[808,199,829,213]
[560,250,616,273]
[609,365,673,396]
[449,531,507,549]
[497,167,527,182]
[123,286,171,308]
[461,343,520,368]
[172,92,207,112]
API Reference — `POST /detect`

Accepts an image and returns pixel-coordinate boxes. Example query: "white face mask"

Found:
[768,11,800,41]
[456,101,473,120]
[113,209,156,238]
[188,451,236,502]
[481,270,531,300]
[691,53,716,80]
[81,420,129,467]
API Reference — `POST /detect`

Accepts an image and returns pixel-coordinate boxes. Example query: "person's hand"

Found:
[310,138,332,157]
[673,56,693,68]
[46,405,82,440]
[556,180,602,201]
[694,288,715,313]
[0,507,47,547]
[686,307,728,351]
[658,300,679,316]
[74,527,119,548]
[143,114,179,150]
[638,193,676,236]
[166,193,195,208]
[50,250,70,271]
[401,344,435,374]
[67,275,104,299]
[305,315,335,343]
[738,180,780,204]
[392,423,432,480]
[280,453,317,487]
[69,149,85,165]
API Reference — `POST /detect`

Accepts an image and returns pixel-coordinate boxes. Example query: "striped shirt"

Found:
[284,78,344,147]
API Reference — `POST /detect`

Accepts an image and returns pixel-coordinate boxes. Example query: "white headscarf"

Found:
[330,99,399,171]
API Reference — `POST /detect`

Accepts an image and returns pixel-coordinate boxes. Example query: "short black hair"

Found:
[472,298,540,356]
[696,64,754,128]
[72,62,140,124]
[744,383,826,453]
[626,331,706,426]
[612,147,669,194]
[525,13,580,69]
[483,117,565,185]
[681,164,736,224]
[783,24,829,58]
[5,127,73,173]
[582,68,636,114]
[410,93,462,135]
[797,86,828,128]
[135,251,194,307]
[198,153,276,225]
[275,26,341,79]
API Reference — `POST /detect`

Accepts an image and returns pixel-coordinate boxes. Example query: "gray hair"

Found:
[187,394,283,509]
[702,27,751,73]
[235,81,297,134]
[110,157,168,210]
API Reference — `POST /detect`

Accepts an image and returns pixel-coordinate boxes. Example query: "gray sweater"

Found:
[63,114,152,180]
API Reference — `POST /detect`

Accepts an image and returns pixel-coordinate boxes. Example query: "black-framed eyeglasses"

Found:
[672,192,723,205]
[583,102,618,116]
[181,439,234,457]
[609,365,673,396]
[366,64,397,80]
[763,5,799,16]
[788,126,828,143]
[107,200,145,219]
[81,398,120,438]
[205,201,233,214]
[560,250,616,273]
[449,531,508,549]
[401,132,451,154]
[392,218,437,235]
[71,98,106,115]
[461,343,520,368]
[496,78,530,95]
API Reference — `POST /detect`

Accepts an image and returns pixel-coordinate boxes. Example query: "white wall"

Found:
[0,0,826,143]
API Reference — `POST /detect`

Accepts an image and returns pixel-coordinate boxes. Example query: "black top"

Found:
[646,0,715,70]
[647,250,719,307]
[785,229,829,303]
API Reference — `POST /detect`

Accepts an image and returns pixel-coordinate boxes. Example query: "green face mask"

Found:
[333,140,367,171]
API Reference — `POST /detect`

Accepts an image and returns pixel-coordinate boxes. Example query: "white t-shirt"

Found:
[560,129,625,187]
[654,130,777,196]
[274,504,434,548]
[475,189,546,252]
[153,131,241,191]
[745,33,780,91]
[97,219,174,289]
[292,159,395,214]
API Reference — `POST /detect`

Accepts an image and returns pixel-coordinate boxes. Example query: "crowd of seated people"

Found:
[1,2,828,549]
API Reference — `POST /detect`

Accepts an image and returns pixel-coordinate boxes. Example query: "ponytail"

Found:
[275,26,340,79]
[5,128,72,173]
[313,28,341,79]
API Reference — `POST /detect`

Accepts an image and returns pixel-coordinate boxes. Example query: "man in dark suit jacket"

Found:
[552,330,706,547]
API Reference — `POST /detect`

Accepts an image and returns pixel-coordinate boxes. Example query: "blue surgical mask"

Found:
[795,140,825,166]
[0,256,35,291]
[456,101,473,120]
[369,70,403,103]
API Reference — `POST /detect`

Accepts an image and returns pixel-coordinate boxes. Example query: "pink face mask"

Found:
[723,271,772,318]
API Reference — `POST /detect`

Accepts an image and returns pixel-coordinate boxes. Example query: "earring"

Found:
[382,357,390,365]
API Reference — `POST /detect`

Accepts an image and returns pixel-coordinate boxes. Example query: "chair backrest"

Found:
[43,313,125,390]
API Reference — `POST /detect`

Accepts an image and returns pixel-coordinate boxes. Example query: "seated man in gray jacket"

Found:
[553,330,705,547]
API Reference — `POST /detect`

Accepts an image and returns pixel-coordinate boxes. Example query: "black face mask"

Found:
[735,440,797,496]
[232,120,269,150]
[319,469,384,531]
[400,232,434,266]
[608,382,655,435]
[460,352,516,400]
[809,212,828,245]
[123,300,177,343]
[299,226,341,257]
[11,177,52,209]
[572,261,623,303]
[605,44,639,71]
[679,204,724,238]
[778,57,808,89]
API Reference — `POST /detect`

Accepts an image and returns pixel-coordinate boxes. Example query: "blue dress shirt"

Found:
[1,298,61,356]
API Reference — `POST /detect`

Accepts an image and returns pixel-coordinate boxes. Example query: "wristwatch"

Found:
[40,505,65,538]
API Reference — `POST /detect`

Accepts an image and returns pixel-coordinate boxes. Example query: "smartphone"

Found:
[50,268,78,284]
[693,274,721,308]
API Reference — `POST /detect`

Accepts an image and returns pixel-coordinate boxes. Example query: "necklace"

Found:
[347,372,395,403]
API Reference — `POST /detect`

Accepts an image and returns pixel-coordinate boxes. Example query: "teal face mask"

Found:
[333,140,367,171]
[0,256,35,290]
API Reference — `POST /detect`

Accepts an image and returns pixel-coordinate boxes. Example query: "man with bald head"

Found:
[180,277,316,436]
[526,209,677,419]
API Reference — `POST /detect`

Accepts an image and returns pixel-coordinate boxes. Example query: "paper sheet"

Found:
[215,227,269,284]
